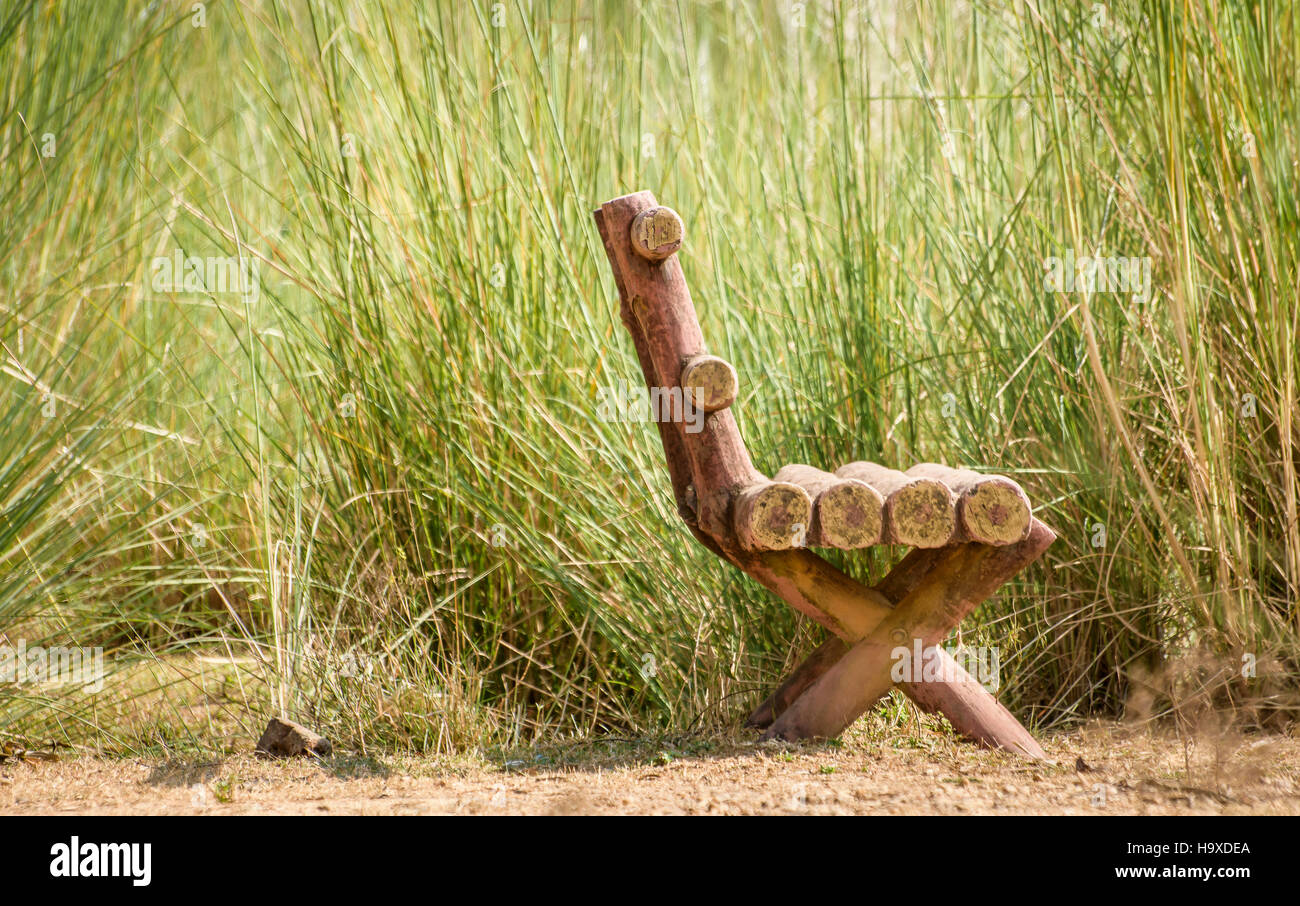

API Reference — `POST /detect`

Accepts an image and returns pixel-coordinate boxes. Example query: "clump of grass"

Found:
[2,0,1296,756]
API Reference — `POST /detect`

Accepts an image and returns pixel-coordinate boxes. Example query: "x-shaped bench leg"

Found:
[751,522,1054,747]
[745,540,1047,749]
[594,190,1054,758]
[727,524,1052,754]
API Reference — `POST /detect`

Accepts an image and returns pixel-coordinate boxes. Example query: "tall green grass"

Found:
[2,0,1296,754]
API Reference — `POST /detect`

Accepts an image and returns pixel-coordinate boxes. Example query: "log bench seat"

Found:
[739,462,1032,551]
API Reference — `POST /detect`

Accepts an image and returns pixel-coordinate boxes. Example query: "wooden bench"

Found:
[594,191,1055,757]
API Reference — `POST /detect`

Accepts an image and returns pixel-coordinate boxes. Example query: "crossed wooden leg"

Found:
[750,521,1054,751]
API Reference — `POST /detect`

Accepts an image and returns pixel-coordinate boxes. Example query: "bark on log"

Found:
[745,544,950,728]
[728,548,894,638]
[903,659,1045,758]
[749,635,1043,758]
[873,546,952,602]
[905,463,1032,546]
[595,193,760,546]
[774,464,883,549]
[835,461,957,548]
[594,208,698,528]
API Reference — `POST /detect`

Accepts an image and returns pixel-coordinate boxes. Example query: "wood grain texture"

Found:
[906,463,1032,545]
[775,464,883,548]
[681,354,738,412]
[836,461,957,547]
[733,480,813,550]
[630,206,684,261]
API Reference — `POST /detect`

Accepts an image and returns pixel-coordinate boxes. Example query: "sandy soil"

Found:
[2,722,1297,815]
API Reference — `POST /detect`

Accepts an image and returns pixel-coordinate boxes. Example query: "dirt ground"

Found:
[2,722,1297,815]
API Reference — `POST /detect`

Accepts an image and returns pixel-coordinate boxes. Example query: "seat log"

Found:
[835,461,957,548]
[774,464,884,549]
[906,463,1032,545]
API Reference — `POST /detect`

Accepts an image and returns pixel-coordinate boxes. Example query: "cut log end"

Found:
[630,206,684,261]
[903,463,1034,546]
[733,481,812,550]
[817,479,884,549]
[887,478,957,548]
[773,464,884,549]
[680,354,738,412]
[960,477,1032,545]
